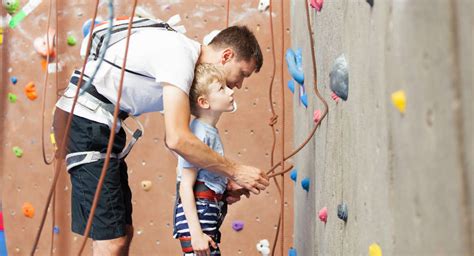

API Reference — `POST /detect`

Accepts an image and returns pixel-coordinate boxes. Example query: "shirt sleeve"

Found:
[148,33,197,95]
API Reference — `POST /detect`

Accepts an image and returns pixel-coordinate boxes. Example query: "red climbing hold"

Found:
[310,0,323,12]
[331,92,340,103]
[318,207,327,223]
[313,109,321,123]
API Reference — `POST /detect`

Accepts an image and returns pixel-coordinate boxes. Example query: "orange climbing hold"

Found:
[24,82,38,100]
[22,202,35,218]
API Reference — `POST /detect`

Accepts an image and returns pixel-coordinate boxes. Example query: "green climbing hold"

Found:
[3,0,20,15]
[7,93,17,103]
[12,146,23,157]
[67,35,77,46]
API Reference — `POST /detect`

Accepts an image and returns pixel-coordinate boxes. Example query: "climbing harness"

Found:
[57,70,143,171]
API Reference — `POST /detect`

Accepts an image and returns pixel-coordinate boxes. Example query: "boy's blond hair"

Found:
[189,63,226,116]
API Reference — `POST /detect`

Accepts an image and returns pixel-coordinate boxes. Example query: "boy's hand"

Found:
[191,233,217,256]
[231,164,269,195]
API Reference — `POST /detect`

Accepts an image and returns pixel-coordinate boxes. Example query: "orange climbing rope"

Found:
[77,1,138,255]
[31,0,101,254]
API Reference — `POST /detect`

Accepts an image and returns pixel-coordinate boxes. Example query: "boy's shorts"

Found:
[65,114,132,240]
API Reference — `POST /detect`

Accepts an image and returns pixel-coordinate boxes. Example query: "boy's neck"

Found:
[196,110,222,128]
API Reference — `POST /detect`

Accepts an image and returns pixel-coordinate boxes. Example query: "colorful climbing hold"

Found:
[8,92,18,103]
[329,54,349,101]
[300,93,308,108]
[10,76,18,84]
[33,29,56,57]
[337,202,348,222]
[288,247,297,256]
[391,90,406,113]
[258,0,270,12]
[285,48,304,85]
[67,34,77,46]
[369,243,382,256]
[82,19,101,37]
[232,220,244,231]
[256,239,270,256]
[310,0,324,12]
[287,80,295,94]
[313,109,321,123]
[3,0,20,15]
[24,82,38,100]
[53,226,60,234]
[290,169,297,182]
[203,30,221,46]
[0,211,4,231]
[141,180,152,191]
[331,91,340,103]
[12,146,23,157]
[22,202,35,218]
[318,207,328,223]
[301,178,310,192]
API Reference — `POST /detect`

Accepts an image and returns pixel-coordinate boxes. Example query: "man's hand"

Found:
[191,232,217,256]
[231,165,269,195]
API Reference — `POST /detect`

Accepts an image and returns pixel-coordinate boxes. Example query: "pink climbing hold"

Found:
[313,109,322,123]
[318,207,328,223]
[310,0,324,12]
[331,92,340,103]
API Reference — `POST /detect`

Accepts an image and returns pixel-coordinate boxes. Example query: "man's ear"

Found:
[197,95,210,109]
[221,48,234,65]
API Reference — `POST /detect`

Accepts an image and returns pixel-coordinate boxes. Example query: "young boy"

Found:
[173,63,237,255]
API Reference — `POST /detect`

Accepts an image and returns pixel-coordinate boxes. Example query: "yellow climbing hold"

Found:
[391,90,406,113]
[369,243,382,256]
[141,180,152,191]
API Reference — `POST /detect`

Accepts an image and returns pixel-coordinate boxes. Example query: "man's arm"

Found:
[162,84,269,194]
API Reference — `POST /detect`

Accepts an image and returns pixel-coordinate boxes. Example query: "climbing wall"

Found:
[290,0,473,255]
[0,0,297,255]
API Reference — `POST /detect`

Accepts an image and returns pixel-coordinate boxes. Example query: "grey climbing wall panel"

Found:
[291,0,472,255]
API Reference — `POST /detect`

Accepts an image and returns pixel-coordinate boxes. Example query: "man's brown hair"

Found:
[209,25,263,72]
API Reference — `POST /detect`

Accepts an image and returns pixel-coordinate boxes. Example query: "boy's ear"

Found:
[197,95,210,109]
[221,48,234,65]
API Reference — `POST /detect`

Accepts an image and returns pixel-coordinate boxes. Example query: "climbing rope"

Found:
[30,0,104,254]
[77,1,135,254]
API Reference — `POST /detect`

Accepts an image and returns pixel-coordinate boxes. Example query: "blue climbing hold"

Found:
[82,19,101,37]
[288,247,297,256]
[287,80,295,93]
[0,231,6,256]
[10,76,18,84]
[53,226,60,234]
[337,202,348,222]
[300,93,308,108]
[290,169,297,182]
[285,48,304,85]
[329,54,349,101]
[301,178,310,192]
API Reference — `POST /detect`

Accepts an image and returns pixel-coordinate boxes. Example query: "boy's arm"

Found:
[180,167,217,251]
[179,168,203,238]
[162,84,269,194]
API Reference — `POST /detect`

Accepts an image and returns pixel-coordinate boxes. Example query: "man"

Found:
[53,19,269,255]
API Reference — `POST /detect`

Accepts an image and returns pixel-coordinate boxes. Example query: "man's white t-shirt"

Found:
[57,28,201,127]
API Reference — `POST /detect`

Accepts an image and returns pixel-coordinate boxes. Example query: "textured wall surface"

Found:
[1,1,295,255]
[291,0,472,255]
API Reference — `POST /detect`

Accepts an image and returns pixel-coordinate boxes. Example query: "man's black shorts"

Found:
[66,114,132,240]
